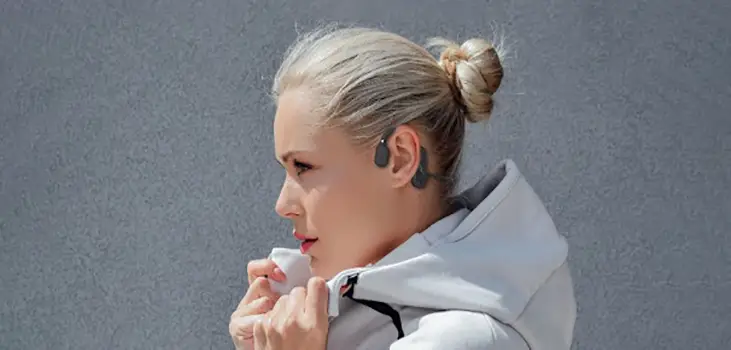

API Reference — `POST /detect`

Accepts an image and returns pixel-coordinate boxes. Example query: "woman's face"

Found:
[273,89,410,279]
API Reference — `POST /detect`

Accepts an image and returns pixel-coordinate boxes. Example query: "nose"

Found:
[275,176,303,219]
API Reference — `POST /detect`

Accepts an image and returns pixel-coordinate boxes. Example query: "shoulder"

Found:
[390,310,529,350]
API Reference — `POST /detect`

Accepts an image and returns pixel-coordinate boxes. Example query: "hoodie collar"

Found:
[374,208,469,267]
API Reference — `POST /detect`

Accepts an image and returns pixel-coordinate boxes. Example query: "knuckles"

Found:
[290,286,306,298]
[275,317,298,335]
[255,284,322,341]
[250,276,270,289]
[308,276,327,289]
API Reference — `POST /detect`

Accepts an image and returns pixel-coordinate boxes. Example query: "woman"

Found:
[229,25,576,350]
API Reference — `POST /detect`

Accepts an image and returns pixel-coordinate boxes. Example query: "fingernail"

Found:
[273,267,286,280]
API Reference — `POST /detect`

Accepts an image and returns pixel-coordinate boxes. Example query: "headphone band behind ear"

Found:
[410,147,430,189]
[373,126,440,190]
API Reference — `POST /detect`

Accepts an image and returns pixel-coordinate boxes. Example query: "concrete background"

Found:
[1,0,729,349]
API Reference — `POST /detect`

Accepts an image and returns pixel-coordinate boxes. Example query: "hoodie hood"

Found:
[268,159,574,347]
[326,159,568,320]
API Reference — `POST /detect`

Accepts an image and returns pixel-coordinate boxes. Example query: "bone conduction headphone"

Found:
[373,127,445,189]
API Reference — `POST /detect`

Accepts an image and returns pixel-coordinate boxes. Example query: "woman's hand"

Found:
[230,259,288,350]
[253,277,329,350]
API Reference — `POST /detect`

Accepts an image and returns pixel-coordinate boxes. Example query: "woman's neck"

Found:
[369,190,447,265]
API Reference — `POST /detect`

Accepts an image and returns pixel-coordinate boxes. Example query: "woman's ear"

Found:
[387,125,421,188]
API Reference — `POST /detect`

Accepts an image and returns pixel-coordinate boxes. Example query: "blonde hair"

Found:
[272,25,504,196]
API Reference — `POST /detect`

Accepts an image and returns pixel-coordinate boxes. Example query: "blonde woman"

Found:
[229,25,576,350]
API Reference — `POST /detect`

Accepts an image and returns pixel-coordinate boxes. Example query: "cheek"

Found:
[304,168,388,267]
[305,170,378,233]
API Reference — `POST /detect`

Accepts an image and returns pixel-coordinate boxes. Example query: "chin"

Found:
[308,258,338,280]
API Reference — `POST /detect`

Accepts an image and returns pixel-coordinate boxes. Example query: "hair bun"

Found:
[429,37,504,123]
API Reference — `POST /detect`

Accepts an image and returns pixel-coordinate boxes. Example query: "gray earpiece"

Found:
[374,128,396,168]
[410,147,429,189]
[373,127,430,189]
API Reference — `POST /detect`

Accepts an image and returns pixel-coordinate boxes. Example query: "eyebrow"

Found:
[276,151,299,164]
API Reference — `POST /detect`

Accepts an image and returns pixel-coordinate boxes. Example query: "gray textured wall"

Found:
[1,1,729,349]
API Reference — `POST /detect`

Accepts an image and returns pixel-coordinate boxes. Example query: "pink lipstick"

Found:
[294,231,318,254]
[299,239,317,253]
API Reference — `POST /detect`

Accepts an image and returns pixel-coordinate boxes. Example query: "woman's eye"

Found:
[293,160,312,175]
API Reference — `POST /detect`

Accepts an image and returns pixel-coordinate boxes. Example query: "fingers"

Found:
[242,277,278,305]
[247,296,275,315]
[304,277,329,324]
[263,296,290,349]
[247,259,286,284]
[253,319,267,350]
[234,277,279,317]
[229,301,269,349]
[229,313,264,336]
[233,295,275,319]
[249,281,327,349]
[287,287,306,317]
[269,294,288,331]
[271,295,288,318]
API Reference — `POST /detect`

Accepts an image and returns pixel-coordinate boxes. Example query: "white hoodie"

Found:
[266,159,576,350]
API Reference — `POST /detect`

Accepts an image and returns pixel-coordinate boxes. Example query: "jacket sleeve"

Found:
[389,311,529,350]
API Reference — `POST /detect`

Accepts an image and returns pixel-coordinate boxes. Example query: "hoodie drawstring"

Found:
[342,275,405,339]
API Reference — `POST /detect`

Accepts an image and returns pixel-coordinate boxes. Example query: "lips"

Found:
[294,231,318,254]
[299,239,318,254]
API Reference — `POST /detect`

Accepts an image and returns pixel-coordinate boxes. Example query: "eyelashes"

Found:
[286,160,344,185]
[293,160,313,176]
